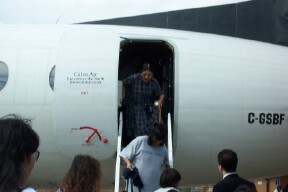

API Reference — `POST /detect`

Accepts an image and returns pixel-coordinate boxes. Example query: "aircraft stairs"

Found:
[114,112,173,192]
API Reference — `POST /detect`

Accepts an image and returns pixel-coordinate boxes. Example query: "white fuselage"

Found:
[0,25,288,189]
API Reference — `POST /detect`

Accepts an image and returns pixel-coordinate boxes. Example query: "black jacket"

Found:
[212,174,256,192]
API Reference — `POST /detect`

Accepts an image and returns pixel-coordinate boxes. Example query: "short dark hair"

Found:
[147,123,167,146]
[140,63,154,74]
[160,168,181,188]
[0,114,40,191]
[217,149,238,172]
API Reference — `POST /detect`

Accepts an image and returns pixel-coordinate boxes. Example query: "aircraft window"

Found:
[49,66,55,91]
[0,61,8,91]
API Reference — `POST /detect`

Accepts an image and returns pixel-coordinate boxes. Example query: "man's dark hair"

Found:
[217,149,238,172]
[147,123,167,146]
[0,114,40,192]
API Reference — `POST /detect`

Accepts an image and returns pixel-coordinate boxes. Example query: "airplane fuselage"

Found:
[0,25,288,189]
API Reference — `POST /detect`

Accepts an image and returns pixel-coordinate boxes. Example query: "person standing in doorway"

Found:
[122,63,164,145]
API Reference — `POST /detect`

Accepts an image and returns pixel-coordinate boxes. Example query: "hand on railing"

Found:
[154,101,162,123]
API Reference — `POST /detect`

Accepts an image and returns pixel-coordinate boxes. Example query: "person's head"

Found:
[233,185,257,192]
[61,154,101,192]
[140,63,154,83]
[0,114,40,192]
[217,149,238,173]
[160,168,181,188]
[277,185,282,191]
[147,123,167,146]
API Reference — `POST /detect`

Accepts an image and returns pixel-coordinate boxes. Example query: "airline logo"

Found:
[67,72,104,85]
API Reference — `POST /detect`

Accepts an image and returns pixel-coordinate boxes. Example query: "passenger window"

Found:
[49,66,55,91]
[0,61,8,91]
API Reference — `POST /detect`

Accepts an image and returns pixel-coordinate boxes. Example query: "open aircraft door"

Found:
[54,28,120,160]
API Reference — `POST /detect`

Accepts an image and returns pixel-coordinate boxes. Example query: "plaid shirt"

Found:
[123,73,163,137]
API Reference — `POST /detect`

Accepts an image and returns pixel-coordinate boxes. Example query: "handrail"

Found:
[157,104,162,123]
[167,113,173,167]
[114,112,123,192]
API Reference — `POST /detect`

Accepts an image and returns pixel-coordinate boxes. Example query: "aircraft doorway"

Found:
[118,40,174,147]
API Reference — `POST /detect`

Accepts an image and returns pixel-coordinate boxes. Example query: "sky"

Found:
[0,0,251,25]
